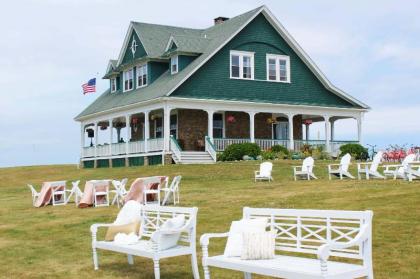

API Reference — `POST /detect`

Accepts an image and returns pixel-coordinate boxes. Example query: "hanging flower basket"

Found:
[227,115,236,123]
[266,117,276,124]
[304,119,313,125]
[100,125,107,130]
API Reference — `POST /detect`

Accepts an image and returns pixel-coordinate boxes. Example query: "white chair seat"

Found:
[206,255,367,279]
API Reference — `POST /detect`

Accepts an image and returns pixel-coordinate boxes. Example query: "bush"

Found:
[220,143,261,161]
[271,145,289,155]
[339,143,368,160]
[261,151,276,160]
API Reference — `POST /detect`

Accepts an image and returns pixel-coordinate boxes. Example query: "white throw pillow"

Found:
[114,201,142,225]
[241,231,276,260]
[224,218,268,257]
[158,214,185,251]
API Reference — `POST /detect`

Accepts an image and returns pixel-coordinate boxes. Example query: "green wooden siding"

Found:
[97,159,110,168]
[148,155,162,165]
[121,30,147,65]
[178,55,196,72]
[149,61,168,83]
[171,14,355,108]
[83,160,94,168]
[112,158,126,167]
[129,156,144,166]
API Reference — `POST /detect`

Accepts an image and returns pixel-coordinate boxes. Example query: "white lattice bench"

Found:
[200,207,373,279]
[90,205,199,279]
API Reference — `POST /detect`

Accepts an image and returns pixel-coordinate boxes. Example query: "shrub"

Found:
[271,145,289,155]
[220,143,261,161]
[339,143,368,160]
[261,151,276,160]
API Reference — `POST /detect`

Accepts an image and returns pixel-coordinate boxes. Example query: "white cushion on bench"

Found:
[207,254,367,279]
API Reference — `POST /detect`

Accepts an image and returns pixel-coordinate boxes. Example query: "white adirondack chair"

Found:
[161,176,181,205]
[91,205,199,279]
[383,153,416,180]
[66,180,83,205]
[357,151,385,179]
[27,184,40,206]
[327,153,355,180]
[254,162,273,182]
[293,157,317,180]
[406,161,420,182]
[50,181,67,206]
[93,182,110,207]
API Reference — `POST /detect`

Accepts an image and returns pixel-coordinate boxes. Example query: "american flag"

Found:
[82,78,96,94]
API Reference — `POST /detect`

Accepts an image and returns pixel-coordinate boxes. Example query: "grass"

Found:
[0,160,419,278]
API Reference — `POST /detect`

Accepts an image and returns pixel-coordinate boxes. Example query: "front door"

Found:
[273,122,288,140]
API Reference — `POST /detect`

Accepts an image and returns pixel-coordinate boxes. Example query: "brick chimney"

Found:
[214,16,229,25]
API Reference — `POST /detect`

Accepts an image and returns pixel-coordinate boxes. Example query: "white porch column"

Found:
[109,119,113,155]
[305,124,310,141]
[144,111,150,153]
[248,112,256,143]
[80,123,85,159]
[357,115,363,144]
[324,115,331,152]
[164,107,171,151]
[125,115,130,154]
[207,110,214,139]
[94,122,98,157]
[330,119,335,142]
[287,113,294,150]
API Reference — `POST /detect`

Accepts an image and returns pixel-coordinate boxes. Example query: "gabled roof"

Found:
[76,6,368,121]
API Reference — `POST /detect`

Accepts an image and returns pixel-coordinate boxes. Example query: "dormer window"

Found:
[110,78,117,93]
[123,68,133,92]
[171,55,178,74]
[136,64,147,88]
[266,54,290,83]
[230,50,254,80]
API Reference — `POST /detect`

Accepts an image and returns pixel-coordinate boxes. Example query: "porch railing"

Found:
[112,143,126,155]
[205,136,217,162]
[294,140,326,151]
[170,135,182,162]
[213,138,251,151]
[148,138,164,152]
[96,145,109,157]
[255,139,288,150]
[82,146,95,158]
[128,140,145,154]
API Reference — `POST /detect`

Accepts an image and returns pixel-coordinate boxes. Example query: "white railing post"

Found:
[207,110,214,139]
[94,122,98,157]
[109,118,113,155]
[248,112,256,143]
[144,110,150,153]
[288,113,294,151]
[125,115,130,155]
[324,115,330,152]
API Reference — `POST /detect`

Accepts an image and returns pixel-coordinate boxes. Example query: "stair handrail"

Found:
[205,136,217,162]
[170,135,182,162]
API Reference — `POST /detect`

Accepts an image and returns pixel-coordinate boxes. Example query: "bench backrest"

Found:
[243,207,372,261]
[140,205,198,245]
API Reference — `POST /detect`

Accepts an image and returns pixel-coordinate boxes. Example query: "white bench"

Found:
[91,205,199,279]
[201,207,373,279]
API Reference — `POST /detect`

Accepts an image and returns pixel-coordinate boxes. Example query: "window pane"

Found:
[268,58,276,80]
[231,55,240,78]
[243,56,251,78]
[279,60,287,81]
[231,55,239,66]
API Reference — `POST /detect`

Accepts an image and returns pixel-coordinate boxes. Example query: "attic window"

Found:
[136,64,147,88]
[230,50,254,80]
[171,55,178,74]
[266,54,290,83]
[110,78,117,93]
[123,68,134,92]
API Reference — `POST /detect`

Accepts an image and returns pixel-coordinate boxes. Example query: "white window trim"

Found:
[110,78,117,93]
[123,68,134,92]
[171,55,179,74]
[230,50,255,80]
[136,63,148,89]
[266,54,291,83]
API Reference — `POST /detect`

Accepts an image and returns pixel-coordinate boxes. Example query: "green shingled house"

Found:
[75,5,369,167]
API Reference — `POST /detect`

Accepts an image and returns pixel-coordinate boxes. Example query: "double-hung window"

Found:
[171,55,178,74]
[230,51,254,80]
[266,54,290,82]
[136,64,147,88]
[110,78,117,93]
[123,68,134,91]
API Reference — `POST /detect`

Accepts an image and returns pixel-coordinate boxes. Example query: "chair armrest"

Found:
[292,166,302,171]
[200,232,229,246]
[317,224,370,261]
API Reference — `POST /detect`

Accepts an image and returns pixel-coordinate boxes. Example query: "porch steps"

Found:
[174,151,215,164]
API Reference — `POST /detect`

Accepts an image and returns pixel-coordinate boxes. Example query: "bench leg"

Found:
[153,259,160,279]
[127,254,134,265]
[191,253,200,279]
[244,272,252,279]
[92,247,99,270]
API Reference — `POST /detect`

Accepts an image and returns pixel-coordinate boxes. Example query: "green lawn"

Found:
[0,160,419,278]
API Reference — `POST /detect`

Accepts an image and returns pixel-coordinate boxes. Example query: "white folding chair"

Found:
[51,181,67,206]
[93,182,110,207]
[143,181,162,205]
[293,157,317,181]
[254,162,274,182]
[66,180,83,205]
[161,176,181,205]
[27,184,40,206]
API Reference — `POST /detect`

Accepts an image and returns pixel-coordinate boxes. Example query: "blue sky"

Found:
[1,0,419,167]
